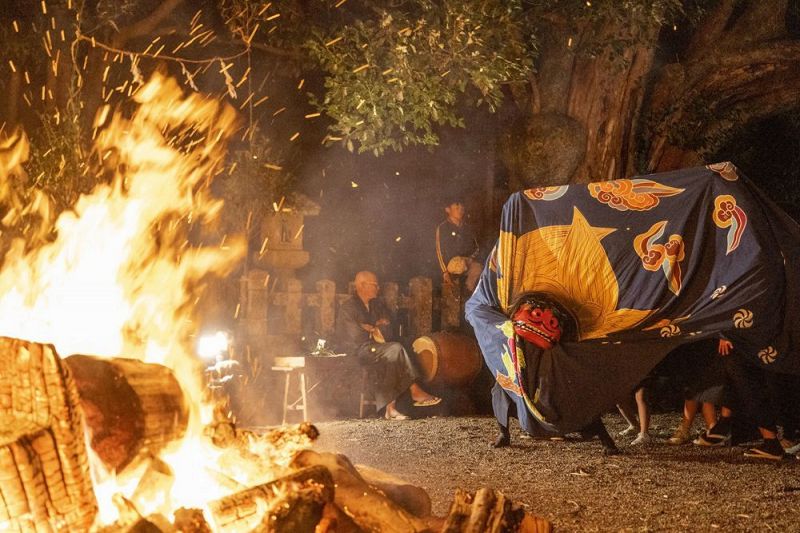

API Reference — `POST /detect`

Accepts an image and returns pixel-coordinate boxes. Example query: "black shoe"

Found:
[743,439,785,461]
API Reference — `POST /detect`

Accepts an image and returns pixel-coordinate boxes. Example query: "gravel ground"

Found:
[312,413,800,532]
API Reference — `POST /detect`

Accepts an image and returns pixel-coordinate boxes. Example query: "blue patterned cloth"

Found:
[466,163,800,435]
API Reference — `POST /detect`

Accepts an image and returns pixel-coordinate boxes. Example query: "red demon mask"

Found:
[511,295,572,350]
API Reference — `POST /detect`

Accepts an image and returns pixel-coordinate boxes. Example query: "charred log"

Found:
[292,450,432,533]
[207,465,334,532]
[442,488,551,533]
[64,354,190,473]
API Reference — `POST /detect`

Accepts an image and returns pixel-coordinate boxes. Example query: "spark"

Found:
[272,107,286,116]
[254,95,269,107]
[289,132,300,141]
[352,64,369,74]
[264,163,282,170]
[297,79,304,90]
[259,237,269,256]
[304,112,320,119]
[351,181,358,188]
[325,36,343,47]
[8,60,16,73]
[293,225,304,240]
[266,13,280,21]
[335,0,348,7]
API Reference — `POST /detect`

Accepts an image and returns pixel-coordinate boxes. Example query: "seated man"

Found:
[335,270,440,419]
[435,196,482,293]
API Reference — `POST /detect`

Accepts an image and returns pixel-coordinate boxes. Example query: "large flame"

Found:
[0,75,308,528]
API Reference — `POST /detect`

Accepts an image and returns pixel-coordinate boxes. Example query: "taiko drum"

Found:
[411,331,482,387]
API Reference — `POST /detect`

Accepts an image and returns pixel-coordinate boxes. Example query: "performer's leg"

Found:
[491,383,514,448]
[580,417,620,455]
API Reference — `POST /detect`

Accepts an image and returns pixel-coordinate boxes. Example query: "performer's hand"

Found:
[718,339,733,356]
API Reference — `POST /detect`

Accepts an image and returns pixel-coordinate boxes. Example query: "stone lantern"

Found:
[252,194,319,283]
[240,195,320,359]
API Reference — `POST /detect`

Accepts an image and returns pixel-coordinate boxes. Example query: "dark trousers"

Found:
[356,341,418,411]
[722,352,777,433]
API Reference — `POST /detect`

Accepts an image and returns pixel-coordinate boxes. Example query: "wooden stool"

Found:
[359,366,377,418]
[272,356,308,424]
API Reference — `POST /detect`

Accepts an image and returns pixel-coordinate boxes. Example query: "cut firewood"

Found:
[65,354,190,472]
[315,502,364,533]
[355,464,432,518]
[207,464,334,532]
[441,488,551,533]
[292,450,433,533]
[131,455,175,515]
[0,336,98,531]
[173,507,212,533]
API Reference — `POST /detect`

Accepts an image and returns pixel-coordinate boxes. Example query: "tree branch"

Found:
[111,0,185,47]
[727,0,789,44]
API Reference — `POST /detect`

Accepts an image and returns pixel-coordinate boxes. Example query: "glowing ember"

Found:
[0,75,313,529]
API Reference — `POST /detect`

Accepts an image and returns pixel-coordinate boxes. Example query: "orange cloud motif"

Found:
[712,195,747,254]
[589,179,684,211]
[634,221,685,295]
[524,186,569,201]
[707,162,739,181]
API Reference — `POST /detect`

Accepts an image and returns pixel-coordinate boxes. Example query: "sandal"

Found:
[384,409,409,420]
[743,439,785,460]
[413,397,442,407]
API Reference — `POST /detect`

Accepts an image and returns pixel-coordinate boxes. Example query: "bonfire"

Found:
[0,75,549,532]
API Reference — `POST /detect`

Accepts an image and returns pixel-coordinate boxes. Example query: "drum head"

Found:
[411,336,438,383]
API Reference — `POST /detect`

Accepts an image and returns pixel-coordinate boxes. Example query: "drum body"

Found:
[412,331,481,387]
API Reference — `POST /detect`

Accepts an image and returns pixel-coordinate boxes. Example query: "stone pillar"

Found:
[316,279,337,338]
[240,269,270,354]
[408,277,433,339]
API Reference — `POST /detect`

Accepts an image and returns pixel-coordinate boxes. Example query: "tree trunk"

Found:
[5,69,21,127]
[500,18,659,189]
[645,0,800,171]
[64,354,190,473]
[501,0,799,188]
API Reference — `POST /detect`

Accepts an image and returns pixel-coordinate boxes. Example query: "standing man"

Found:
[336,271,441,419]
[435,196,482,293]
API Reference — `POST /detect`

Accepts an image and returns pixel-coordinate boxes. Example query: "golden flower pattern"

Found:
[733,309,753,328]
[758,346,778,364]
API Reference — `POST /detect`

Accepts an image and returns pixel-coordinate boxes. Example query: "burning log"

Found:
[64,354,190,472]
[355,464,432,518]
[0,336,98,531]
[441,488,551,533]
[292,450,433,533]
[207,464,334,532]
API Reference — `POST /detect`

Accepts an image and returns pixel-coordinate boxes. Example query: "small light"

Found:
[197,331,229,360]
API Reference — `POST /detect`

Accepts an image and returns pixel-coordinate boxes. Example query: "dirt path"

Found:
[312,413,800,532]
